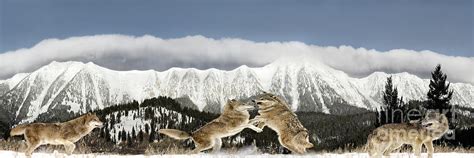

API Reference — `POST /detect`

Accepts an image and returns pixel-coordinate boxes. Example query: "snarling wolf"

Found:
[367,111,449,158]
[249,92,313,154]
[9,113,103,156]
[159,99,263,153]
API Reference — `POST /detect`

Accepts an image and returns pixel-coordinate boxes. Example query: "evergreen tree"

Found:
[426,64,454,111]
[127,133,132,146]
[117,112,122,123]
[100,127,105,137]
[110,113,116,126]
[138,129,144,142]
[145,123,150,134]
[121,129,127,142]
[426,64,454,127]
[105,128,111,142]
[149,130,155,143]
[383,76,399,109]
[132,127,136,140]
[377,76,404,126]
[149,118,157,142]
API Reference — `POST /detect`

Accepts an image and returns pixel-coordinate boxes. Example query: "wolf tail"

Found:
[10,124,28,136]
[158,129,192,140]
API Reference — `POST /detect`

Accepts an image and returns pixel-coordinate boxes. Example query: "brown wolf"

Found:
[159,99,263,153]
[367,111,449,158]
[9,113,103,156]
[249,92,314,154]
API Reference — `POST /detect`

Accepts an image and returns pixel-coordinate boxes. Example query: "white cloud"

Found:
[0,34,472,83]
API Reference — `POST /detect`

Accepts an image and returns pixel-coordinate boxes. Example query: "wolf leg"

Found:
[284,144,304,154]
[191,138,214,154]
[212,138,222,153]
[256,122,266,129]
[63,141,76,155]
[383,143,402,156]
[424,141,434,158]
[249,117,267,129]
[370,141,388,158]
[413,142,422,158]
[244,124,263,133]
[293,131,313,148]
[24,134,40,156]
[280,136,304,154]
[248,117,261,125]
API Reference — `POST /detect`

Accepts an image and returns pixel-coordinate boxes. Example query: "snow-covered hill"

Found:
[0,59,472,123]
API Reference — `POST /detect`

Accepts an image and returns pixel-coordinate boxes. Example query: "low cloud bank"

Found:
[1,35,472,83]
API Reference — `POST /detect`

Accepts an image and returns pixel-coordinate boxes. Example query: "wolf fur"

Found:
[367,111,449,158]
[159,99,263,153]
[9,113,103,156]
[249,92,314,154]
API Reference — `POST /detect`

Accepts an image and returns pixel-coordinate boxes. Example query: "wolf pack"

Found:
[8,92,449,158]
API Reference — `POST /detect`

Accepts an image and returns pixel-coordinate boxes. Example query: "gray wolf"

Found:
[10,113,103,156]
[249,92,314,154]
[367,111,449,158]
[159,99,263,153]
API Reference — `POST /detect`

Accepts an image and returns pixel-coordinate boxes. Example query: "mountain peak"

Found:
[1,59,472,124]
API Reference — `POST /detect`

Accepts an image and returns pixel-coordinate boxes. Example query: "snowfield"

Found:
[2,60,474,124]
[1,151,474,158]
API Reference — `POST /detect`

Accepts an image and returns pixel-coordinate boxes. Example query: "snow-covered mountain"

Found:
[0,59,472,123]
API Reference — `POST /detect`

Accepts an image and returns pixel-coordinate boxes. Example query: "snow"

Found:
[1,73,29,89]
[1,150,474,158]
[4,59,474,123]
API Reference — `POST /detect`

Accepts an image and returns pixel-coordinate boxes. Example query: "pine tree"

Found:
[149,130,155,143]
[426,64,454,111]
[100,127,105,137]
[105,128,111,142]
[117,112,122,123]
[127,133,132,146]
[145,124,150,134]
[426,64,454,127]
[132,127,136,140]
[121,129,127,142]
[377,76,404,125]
[138,129,144,142]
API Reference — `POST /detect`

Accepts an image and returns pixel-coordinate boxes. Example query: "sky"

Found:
[0,0,473,83]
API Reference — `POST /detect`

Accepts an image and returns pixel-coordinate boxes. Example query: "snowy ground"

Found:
[2,151,474,158]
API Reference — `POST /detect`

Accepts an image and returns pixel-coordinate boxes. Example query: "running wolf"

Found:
[9,113,103,156]
[367,111,449,158]
[159,99,263,153]
[249,92,314,154]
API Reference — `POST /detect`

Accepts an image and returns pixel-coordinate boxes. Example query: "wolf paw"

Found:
[255,128,263,133]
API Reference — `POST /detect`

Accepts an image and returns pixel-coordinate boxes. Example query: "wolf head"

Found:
[252,92,287,109]
[226,99,255,112]
[421,111,448,131]
[83,113,103,128]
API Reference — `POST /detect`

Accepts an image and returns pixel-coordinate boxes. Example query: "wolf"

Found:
[367,111,449,158]
[159,99,263,153]
[249,92,314,154]
[9,113,103,156]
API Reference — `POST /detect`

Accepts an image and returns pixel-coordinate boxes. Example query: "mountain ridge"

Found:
[0,59,472,124]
